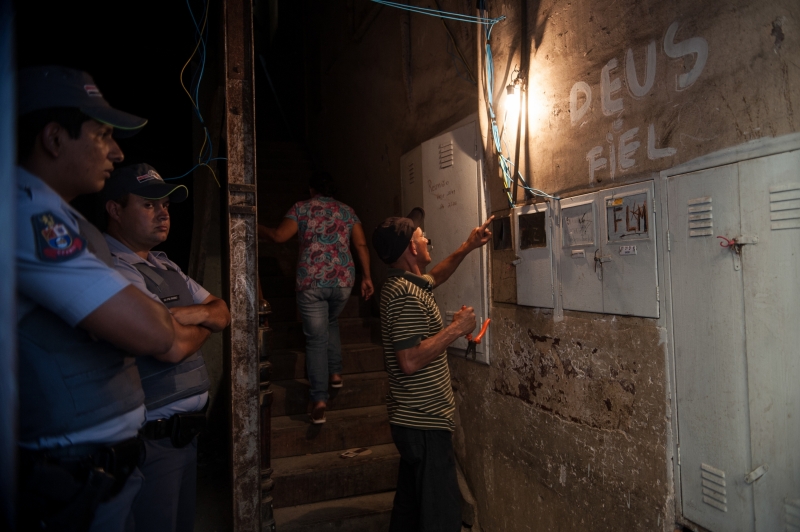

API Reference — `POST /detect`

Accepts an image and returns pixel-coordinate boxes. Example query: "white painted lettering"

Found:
[647,123,677,159]
[663,21,709,90]
[606,133,617,180]
[618,127,640,170]
[586,146,606,184]
[601,58,624,115]
[625,41,656,98]
[570,81,592,126]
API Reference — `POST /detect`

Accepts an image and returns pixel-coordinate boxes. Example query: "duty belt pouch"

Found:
[93,437,145,496]
[18,438,144,531]
[171,411,207,448]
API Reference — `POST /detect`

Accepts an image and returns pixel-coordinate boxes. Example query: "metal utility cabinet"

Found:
[400,119,490,364]
[667,148,800,532]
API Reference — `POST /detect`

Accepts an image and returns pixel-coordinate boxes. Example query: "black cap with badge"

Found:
[372,207,425,265]
[17,65,147,138]
[102,163,189,203]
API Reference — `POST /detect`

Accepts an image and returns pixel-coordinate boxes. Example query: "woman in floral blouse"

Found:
[258,172,373,423]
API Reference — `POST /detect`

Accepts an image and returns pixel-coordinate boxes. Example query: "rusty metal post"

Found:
[258,301,276,530]
[222,0,260,530]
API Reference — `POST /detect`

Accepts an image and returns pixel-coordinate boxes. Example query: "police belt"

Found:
[140,410,207,448]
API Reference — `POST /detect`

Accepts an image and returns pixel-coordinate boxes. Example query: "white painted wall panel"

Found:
[600,182,659,318]
[738,150,800,532]
[560,194,603,313]
[402,121,490,364]
[668,164,755,532]
[514,202,555,308]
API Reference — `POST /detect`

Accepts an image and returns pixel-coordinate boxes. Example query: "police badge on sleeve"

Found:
[32,212,85,262]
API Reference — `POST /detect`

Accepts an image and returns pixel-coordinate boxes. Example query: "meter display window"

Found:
[519,211,546,249]
[492,216,512,250]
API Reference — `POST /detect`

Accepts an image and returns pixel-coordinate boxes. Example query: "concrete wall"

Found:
[312,1,800,530]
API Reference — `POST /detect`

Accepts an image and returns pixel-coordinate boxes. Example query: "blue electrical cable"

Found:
[371,0,505,25]
[165,0,227,182]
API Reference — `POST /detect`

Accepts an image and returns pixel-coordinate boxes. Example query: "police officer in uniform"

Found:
[102,163,230,532]
[15,66,176,531]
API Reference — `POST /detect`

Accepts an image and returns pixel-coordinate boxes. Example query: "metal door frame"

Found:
[659,132,800,530]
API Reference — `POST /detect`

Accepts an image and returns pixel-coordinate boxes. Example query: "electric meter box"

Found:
[559,181,659,319]
[513,202,555,308]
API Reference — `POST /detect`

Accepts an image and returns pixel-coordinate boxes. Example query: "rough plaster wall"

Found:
[451,305,671,531]
[312,1,477,287]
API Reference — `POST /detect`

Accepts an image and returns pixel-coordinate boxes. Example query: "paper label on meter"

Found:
[619,245,637,256]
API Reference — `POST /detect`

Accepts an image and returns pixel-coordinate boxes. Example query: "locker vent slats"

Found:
[769,183,800,230]
[701,463,728,512]
[688,197,713,237]
[786,498,800,531]
[408,162,415,185]
[439,141,454,169]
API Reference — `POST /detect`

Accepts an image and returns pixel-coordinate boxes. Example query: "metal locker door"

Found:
[600,182,659,318]
[668,164,755,532]
[420,121,490,363]
[400,145,424,215]
[738,150,800,532]
[560,193,603,313]
[514,202,555,308]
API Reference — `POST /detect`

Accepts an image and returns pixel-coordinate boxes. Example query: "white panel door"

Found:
[601,182,660,318]
[668,164,755,532]
[514,203,554,308]
[738,151,800,532]
[400,145,423,215]
[560,194,603,313]
[420,121,489,363]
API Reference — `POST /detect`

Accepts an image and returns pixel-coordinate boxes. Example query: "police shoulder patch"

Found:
[32,212,86,262]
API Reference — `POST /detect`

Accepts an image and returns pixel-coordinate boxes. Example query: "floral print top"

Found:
[285,195,360,291]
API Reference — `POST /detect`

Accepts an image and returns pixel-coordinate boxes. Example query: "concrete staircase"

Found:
[258,142,397,531]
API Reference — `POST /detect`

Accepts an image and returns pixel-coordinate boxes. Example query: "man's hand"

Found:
[428,215,495,287]
[465,216,495,251]
[170,305,209,327]
[170,296,230,332]
[451,305,477,337]
[361,278,374,300]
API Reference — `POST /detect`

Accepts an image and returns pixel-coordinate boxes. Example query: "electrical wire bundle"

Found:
[165,0,224,184]
[372,0,556,206]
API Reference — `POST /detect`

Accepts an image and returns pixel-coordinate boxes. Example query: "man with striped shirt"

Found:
[372,208,493,532]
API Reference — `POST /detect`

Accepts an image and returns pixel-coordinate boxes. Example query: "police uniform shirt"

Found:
[16,167,146,448]
[104,234,211,421]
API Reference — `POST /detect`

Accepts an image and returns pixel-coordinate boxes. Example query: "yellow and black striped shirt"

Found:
[379,268,455,431]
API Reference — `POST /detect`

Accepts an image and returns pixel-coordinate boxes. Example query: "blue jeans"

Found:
[296,287,353,402]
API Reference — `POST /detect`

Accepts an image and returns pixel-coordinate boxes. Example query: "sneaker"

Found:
[310,401,326,424]
[330,374,343,389]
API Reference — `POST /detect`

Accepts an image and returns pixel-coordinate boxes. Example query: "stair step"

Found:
[272,405,391,459]
[270,343,384,381]
[271,371,388,416]
[273,491,394,531]
[272,443,399,508]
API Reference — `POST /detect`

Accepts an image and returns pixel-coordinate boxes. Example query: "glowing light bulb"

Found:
[505,83,520,118]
